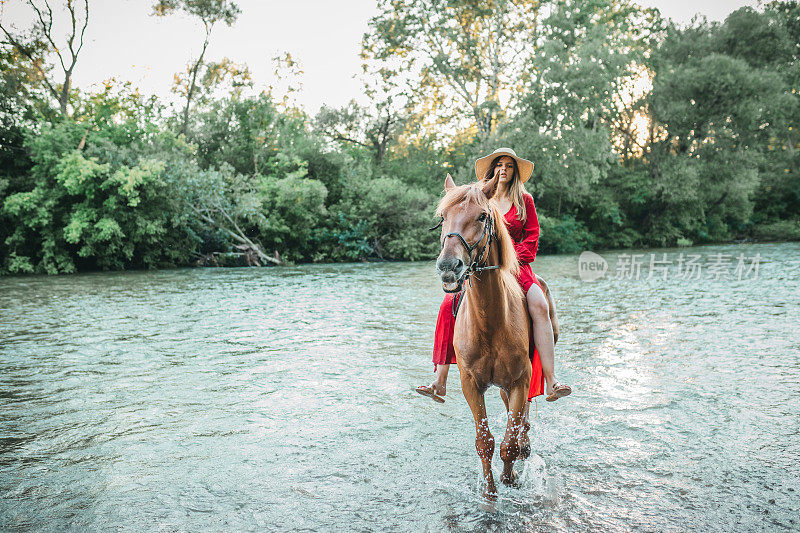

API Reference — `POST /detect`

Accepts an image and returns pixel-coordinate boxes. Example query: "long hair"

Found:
[482,156,528,223]
[436,183,522,301]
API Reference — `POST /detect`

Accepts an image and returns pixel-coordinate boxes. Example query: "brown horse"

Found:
[435,173,556,498]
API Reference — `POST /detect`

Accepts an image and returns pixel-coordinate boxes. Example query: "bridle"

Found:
[431,210,500,315]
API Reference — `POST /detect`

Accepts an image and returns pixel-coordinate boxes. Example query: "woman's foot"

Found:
[416,382,446,403]
[545,381,572,402]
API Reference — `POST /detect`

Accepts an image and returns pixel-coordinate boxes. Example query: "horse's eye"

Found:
[477,213,487,222]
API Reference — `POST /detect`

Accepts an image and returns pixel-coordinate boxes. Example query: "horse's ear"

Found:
[481,174,499,199]
[444,173,456,191]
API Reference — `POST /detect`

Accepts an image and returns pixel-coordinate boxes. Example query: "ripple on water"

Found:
[1,243,799,531]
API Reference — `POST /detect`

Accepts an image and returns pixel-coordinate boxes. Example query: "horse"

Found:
[434,172,558,498]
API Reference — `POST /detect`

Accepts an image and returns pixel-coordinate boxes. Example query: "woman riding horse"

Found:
[417,148,571,408]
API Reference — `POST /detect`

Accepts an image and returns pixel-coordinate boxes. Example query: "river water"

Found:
[1,242,798,532]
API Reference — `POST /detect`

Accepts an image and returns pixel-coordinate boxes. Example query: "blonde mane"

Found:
[437,183,523,301]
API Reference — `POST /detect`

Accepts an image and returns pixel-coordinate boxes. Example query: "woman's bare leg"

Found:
[526,283,559,396]
[430,363,449,396]
[417,363,450,399]
[419,294,455,399]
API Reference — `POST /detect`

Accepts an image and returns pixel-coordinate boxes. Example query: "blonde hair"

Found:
[436,183,522,301]
[482,156,528,223]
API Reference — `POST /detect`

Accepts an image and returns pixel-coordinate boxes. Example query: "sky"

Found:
[1,0,759,114]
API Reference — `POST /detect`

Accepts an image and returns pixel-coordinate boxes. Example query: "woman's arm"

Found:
[513,194,539,264]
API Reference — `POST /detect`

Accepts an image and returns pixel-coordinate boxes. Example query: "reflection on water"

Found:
[1,242,799,531]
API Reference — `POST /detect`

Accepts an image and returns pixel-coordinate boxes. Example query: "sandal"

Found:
[545,382,572,402]
[416,384,445,403]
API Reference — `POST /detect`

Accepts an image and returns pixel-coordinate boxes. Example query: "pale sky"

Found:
[1,0,758,114]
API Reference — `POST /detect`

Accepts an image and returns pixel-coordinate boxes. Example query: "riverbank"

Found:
[3,233,798,277]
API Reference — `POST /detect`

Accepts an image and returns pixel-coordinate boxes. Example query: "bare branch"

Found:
[189,205,280,265]
[66,0,76,60]
[75,0,89,59]
[333,134,372,149]
[180,22,213,135]
[0,23,61,100]
[27,0,67,72]
[217,203,248,241]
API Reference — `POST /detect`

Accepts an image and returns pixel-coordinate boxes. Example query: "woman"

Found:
[417,148,571,404]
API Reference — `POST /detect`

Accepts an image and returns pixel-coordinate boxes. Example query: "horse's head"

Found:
[435,173,500,292]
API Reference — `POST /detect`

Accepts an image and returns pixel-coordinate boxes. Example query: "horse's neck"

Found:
[464,232,507,323]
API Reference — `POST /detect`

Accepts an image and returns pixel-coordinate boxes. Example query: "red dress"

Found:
[432,193,545,400]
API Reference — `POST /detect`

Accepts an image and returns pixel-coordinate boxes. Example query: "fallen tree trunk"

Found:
[190,205,281,266]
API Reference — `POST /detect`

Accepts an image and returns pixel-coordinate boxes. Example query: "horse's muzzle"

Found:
[437,257,466,293]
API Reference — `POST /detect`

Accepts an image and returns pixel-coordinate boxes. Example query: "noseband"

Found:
[432,211,501,297]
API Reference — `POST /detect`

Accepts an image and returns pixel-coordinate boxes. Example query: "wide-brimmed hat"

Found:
[474,147,534,183]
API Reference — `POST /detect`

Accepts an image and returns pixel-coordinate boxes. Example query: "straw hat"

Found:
[474,147,534,183]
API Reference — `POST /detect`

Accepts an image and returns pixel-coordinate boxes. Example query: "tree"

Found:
[1,121,199,273]
[734,3,800,225]
[171,56,252,119]
[362,0,541,137]
[0,0,89,116]
[315,99,403,165]
[646,23,790,243]
[504,0,660,249]
[178,163,282,265]
[257,159,329,262]
[193,93,280,176]
[152,0,240,136]
[331,176,438,260]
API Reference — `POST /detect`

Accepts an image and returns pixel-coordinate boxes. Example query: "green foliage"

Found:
[363,0,541,135]
[750,219,800,241]
[314,213,374,262]
[646,9,797,245]
[2,120,197,274]
[383,137,464,194]
[259,172,328,262]
[193,94,280,175]
[538,214,594,254]
[0,47,40,271]
[331,177,439,261]
[315,100,404,166]
[152,0,241,25]
[3,1,800,276]
[192,94,351,210]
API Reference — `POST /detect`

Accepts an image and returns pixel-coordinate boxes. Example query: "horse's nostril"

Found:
[438,256,466,276]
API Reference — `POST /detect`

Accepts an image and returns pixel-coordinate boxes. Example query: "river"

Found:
[1,242,798,531]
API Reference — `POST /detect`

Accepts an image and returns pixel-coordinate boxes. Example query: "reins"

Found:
[430,211,501,317]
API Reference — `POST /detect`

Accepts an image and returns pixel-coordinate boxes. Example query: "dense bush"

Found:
[2,122,197,273]
[2,3,798,275]
[330,177,439,261]
[750,219,800,241]
[538,214,594,254]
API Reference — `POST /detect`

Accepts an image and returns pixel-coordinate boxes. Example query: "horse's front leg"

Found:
[460,371,496,499]
[500,388,531,460]
[500,378,529,486]
[519,400,532,460]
